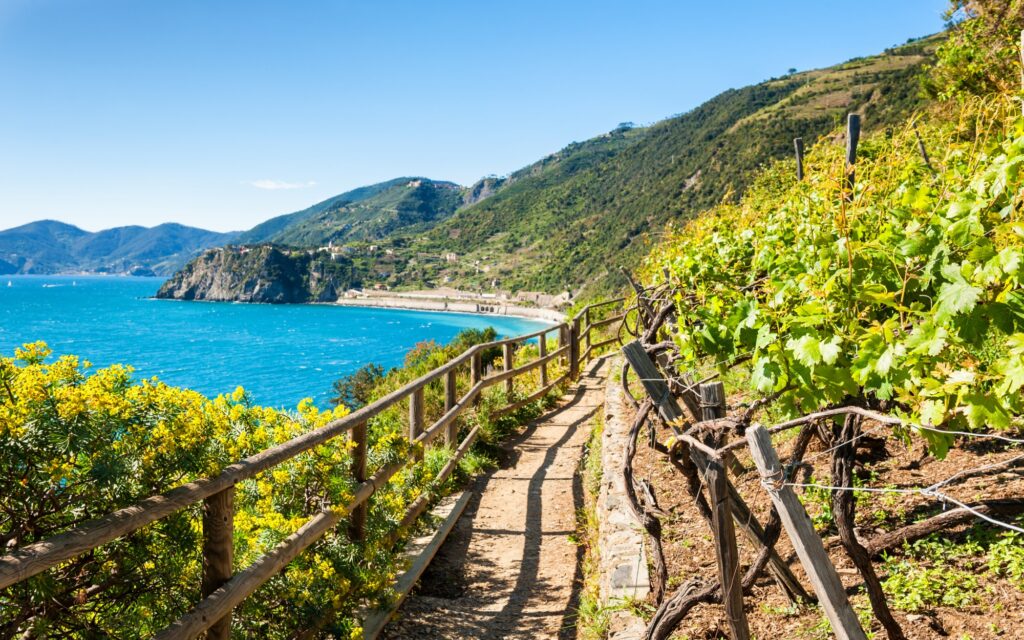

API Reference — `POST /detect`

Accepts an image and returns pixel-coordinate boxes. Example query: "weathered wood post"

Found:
[747,424,868,640]
[538,332,548,388]
[444,368,458,445]
[584,307,592,357]
[844,114,860,202]
[503,342,515,396]
[699,382,725,421]
[471,351,483,406]
[569,317,581,380]
[913,124,933,171]
[621,341,810,605]
[558,323,569,370]
[409,388,425,460]
[349,422,368,541]
[202,487,235,640]
[698,382,749,640]
[794,137,804,181]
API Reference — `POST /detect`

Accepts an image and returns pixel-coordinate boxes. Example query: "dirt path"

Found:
[382,357,609,640]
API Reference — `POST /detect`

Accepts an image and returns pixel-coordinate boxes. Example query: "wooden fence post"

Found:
[698,382,749,640]
[471,352,482,406]
[202,487,234,640]
[558,323,569,370]
[746,425,868,640]
[410,388,425,460]
[700,382,725,421]
[569,317,580,380]
[538,332,548,388]
[503,342,515,396]
[794,137,804,181]
[349,422,367,541]
[844,114,860,202]
[584,308,592,356]
[622,342,810,604]
[444,369,458,446]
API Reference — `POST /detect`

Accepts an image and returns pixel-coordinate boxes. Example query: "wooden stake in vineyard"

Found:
[699,382,749,640]
[746,425,868,640]
[794,137,805,181]
[844,113,860,202]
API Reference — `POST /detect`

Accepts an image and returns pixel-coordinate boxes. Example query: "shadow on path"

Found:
[383,357,608,639]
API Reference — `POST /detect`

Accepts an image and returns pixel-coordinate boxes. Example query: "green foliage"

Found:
[924,0,1024,101]
[987,524,1024,585]
[798,476,835,531]
[236,177,457,246]
[642,96,1024,449]
[448,326,501,368]
[881,535,984,611]
[575,414,610,640]
[266,179,464,248]
[0,325,542,636]
[0,342,373,637]
[331,362,385,409]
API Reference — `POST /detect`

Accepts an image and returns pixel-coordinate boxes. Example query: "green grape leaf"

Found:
[935,263,981,321]
[819,336,842,365]
[961,392,1012,431]
[787,334,822,367]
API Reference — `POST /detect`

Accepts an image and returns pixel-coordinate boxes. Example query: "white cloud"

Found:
[248,179,317,190]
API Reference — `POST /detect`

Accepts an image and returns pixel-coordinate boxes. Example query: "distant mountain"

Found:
[237,177,464,247]
[0,220,237,276]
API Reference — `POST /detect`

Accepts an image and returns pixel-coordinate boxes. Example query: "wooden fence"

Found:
[0,298,626,639]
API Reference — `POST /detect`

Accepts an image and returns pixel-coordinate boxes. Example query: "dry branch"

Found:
[863,499,1024,557]
[831,415,906,640]
[624,401,668,603]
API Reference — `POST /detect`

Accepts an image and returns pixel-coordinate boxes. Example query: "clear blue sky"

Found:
[0,0,948,233]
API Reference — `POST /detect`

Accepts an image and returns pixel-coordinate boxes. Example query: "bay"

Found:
[0,275,550,409]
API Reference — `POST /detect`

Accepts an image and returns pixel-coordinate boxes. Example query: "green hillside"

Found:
[237,178,464,247]
[164,36,938,301]
[376,37,938,297]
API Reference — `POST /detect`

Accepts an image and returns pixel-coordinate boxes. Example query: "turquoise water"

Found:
[0,276,550,409]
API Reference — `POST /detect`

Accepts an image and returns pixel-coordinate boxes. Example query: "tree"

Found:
[331,362,385,409]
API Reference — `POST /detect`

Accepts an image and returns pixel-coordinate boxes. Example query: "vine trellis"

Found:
[619,274,1024,640]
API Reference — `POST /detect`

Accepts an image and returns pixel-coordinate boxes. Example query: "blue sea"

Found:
[0,275,549,408]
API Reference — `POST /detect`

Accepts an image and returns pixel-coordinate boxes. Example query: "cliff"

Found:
[155,245,359,303]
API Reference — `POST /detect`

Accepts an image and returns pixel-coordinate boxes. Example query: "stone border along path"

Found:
[597,356,651,640]
[380,356,611,640]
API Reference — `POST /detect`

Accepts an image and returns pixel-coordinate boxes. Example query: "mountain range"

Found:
[0,220,237,276]
[5,35,939,296]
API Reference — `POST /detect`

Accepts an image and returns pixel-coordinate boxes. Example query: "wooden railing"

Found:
[0,297,626,639]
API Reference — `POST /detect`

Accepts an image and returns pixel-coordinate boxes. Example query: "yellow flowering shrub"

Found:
[0,325,563,637]
[0,342,367,637]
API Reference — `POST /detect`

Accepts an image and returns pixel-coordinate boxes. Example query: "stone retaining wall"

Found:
[334,295,564,323]
[598,356,651,639]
